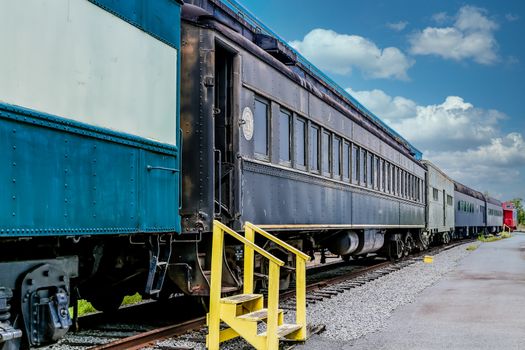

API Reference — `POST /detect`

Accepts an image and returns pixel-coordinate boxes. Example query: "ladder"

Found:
[207,220,311,350]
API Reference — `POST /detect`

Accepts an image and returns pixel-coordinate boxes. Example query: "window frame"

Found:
[278,108,292,166]
[308,123,320,173]
[342,141,350,181]
[332,135,342,179]
[293,116,307,170]
[321,129,332,177]
[253,96,270,160]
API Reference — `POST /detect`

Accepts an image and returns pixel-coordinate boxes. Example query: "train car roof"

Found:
[453,181,485,201]
[201,0,423,160]
[421,160,454,182]
[486,196,502,206]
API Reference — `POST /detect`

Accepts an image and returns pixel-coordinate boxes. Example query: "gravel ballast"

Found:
[293,243,473,342]
[155,243,474,349]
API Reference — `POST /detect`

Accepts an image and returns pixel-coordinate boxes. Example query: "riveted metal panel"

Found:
[89,0,182,49]
[241,161,352,225]
[242,55,308,115]
[0,106,180,237]
[180,25,216,233]
[308,93,353,137]
[352,192,399,225]
[399,202,425,225]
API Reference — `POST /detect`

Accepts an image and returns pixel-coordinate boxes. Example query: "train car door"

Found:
[214,44,236,221]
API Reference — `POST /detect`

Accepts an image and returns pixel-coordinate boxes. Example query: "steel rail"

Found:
[89,316,206,350]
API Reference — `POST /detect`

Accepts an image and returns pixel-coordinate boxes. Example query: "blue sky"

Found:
[239,0,525,201]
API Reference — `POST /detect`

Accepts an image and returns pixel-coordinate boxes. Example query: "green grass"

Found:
[122,293,143,305]
[500,232,512,239]
[69,293,143,318]
[466,244,478,251]
[477,232,512,243]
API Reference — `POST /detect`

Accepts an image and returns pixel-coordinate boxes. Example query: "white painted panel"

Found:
[0,0,177,145]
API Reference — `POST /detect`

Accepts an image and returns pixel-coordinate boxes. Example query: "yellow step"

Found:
[259,323,302,339]
[237,308,283,322]
[220,293,263,304]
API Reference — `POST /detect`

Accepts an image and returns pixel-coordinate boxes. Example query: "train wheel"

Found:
[389,239,404,261]
[404,234,414,257]
[442,232,451,245]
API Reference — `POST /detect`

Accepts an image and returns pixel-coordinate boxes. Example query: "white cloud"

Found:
[347,89,505,151]
[346,88,417,120]
[410,6,499,64]
[348,87,524,199]
[290,28,414,80]
[505,13,519,22]
[386,21,408,31]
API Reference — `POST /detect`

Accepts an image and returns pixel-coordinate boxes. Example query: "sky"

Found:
[238,0,525,201]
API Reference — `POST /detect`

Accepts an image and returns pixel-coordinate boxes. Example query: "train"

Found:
[0,0,510,348]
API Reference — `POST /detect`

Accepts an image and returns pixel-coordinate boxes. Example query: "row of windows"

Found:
[458,200,478,213]
[253,96,424,203]
[488,209,503,217]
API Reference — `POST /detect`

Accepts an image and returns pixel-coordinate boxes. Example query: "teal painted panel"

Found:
[0,104,180,236]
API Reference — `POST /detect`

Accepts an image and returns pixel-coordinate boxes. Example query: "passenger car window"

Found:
[294,117,306,168]
[278,109,291,163]
[352,145,359,184]
[254,98,269,157]
[322,131,331,175]
[360,148,366,185]
[309,125,319,172]
[343,142,350,180]
[333,136,341,178]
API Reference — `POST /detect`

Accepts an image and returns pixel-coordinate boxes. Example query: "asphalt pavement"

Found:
[299,232,525,350]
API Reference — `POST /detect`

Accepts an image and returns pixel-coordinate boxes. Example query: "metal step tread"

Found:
[259,323,302,338]
[237,308,283,321]
[221,293,263,304]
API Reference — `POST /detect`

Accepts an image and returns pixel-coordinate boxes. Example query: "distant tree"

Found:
[510,198,525,225]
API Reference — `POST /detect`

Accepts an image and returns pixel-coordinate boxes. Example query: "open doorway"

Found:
[214,44,236,221]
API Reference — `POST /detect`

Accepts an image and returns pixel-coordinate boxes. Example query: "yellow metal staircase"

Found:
[206,220,311,350]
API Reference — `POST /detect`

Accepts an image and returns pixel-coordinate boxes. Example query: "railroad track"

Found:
[55,240,472,350]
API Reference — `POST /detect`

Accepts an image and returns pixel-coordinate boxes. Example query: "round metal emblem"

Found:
[241,107,254,141]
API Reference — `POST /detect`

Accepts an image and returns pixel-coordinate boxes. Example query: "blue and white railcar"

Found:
[0,0,182,347]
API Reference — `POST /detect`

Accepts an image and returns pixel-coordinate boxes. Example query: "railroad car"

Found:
[485,196,503,233]
[503,201,518,231]
[454,181,488,236]
[0,0,182,348]
[173,0,428,295]
[422,161,455,243]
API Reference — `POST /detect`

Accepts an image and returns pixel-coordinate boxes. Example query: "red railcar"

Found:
[502,202,518,231]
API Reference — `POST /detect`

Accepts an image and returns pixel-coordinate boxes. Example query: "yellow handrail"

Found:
[214,220,285,266]
[244,222,311,261]
[243,221,310,341]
